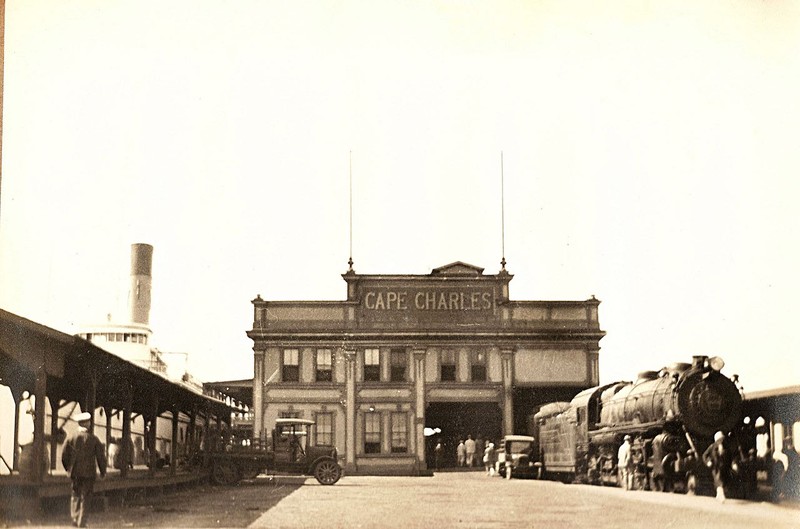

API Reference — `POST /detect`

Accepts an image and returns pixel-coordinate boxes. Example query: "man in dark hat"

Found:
[62,411,107,527]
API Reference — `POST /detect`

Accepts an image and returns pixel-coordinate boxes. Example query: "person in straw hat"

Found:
[61,411,107,527]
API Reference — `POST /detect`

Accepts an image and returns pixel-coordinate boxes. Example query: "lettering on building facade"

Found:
[363,289,494,311]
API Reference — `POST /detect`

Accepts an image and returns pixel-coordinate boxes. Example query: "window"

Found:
[391,413,407,453]
[282,349,300,382]
[441,350,456,382]
[316,349,333,382]
[316,412,333,446]
[471,351,487,382]
[364,349,380,382]
[364,412,381,453]
[390,349,407,382]
[279,411,301,419]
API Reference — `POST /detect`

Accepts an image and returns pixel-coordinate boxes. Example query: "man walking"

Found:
[465,435,476,467]
[62,411,107,527]
[456,440,466,467]
[703,431,732,502]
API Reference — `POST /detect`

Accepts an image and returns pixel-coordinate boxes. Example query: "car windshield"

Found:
[508,441,533,453]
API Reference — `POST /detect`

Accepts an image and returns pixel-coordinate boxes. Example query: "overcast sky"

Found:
[1,1,799,392]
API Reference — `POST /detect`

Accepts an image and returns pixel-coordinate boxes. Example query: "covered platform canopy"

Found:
[0,308,234,483]
[743,385,800,426]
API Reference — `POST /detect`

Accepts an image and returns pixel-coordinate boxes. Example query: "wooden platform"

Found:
[0,467,210,519]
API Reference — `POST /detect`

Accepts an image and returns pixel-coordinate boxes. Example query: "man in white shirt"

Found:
[617,435,633,490]
[465,435,476,467]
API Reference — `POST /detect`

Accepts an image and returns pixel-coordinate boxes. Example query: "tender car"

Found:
[496,435,538,479]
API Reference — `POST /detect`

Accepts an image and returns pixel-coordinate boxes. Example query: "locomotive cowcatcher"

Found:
[210,418,342,486]
[531,355,745,495]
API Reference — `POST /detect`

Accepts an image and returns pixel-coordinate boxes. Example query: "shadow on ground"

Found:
[8,476,305,528]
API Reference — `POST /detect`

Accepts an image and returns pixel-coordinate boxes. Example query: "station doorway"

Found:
[425,401,502,469]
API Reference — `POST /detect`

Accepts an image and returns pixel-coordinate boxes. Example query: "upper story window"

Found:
[471,351,487,382]
[441,350,457,382]
[364,348,380,382]
[390,349,407,382]
[316,349,333,382]
[282,349,300,382]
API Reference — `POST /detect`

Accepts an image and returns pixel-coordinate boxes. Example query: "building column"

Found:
[343,349,357,473]
[11,387,22,471]
[32,365,47,483]
[253,351,264,444]
[170,405,179,476]
[146,395,159,476]
[104,406,113,461]
[84,372,97,434]
[413,348,427,472]
[120,383,132,478]
[500,348,514,436]
[48,395,60,471]
[187,405,197,459]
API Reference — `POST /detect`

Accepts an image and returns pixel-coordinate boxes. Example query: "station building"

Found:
[248,262,605,475]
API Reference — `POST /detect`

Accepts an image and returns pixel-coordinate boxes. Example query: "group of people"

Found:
[618,429,800,503]
[432,435,503,477]
[454,435,484,467]
[617,431,739,501]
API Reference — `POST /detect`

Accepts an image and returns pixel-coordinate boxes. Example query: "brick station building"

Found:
[247,262,604,475]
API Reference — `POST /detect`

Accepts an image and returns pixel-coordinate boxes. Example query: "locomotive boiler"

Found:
[531,355,743,494]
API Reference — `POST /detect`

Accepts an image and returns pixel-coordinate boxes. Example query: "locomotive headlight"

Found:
[708,356,725,372]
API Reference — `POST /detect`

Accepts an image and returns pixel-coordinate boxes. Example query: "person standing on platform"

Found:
[434,441,443,471]
[475,436,485,467]
[617,435,633,491]
[484,441,496,476]
[703,431,732,503]
[62,411,107,527]
[456,440,466,467]
[465,435,476,467]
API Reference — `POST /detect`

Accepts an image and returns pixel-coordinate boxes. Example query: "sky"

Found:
[1,0,799,392]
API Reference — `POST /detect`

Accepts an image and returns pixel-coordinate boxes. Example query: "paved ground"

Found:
[248,472,800,529]
[4,472,799,528]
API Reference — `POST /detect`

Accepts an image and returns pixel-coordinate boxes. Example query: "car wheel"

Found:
[314,459,342,485]
[212,460,241,486]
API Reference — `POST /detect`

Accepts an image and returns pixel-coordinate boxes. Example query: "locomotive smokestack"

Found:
[129,243,153,325]
[692,355,708,369]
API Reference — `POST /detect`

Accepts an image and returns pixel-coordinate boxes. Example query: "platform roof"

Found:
[0,308,233,418]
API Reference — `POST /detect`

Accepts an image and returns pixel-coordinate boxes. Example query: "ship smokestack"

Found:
[129,243,153,325]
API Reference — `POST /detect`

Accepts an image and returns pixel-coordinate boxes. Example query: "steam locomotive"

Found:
[529,355,745,494]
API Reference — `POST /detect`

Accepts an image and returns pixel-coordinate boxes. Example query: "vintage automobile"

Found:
[496,435,539,479]
[210,418,342,486]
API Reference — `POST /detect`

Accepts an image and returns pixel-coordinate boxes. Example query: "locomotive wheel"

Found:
[212,460,241,486]
[314,459,342,485]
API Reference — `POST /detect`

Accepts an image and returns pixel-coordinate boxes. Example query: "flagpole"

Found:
[501,151,506,271]
[348,151,354,272]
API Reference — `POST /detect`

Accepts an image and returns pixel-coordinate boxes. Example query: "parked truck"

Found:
[210,418,342,485]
